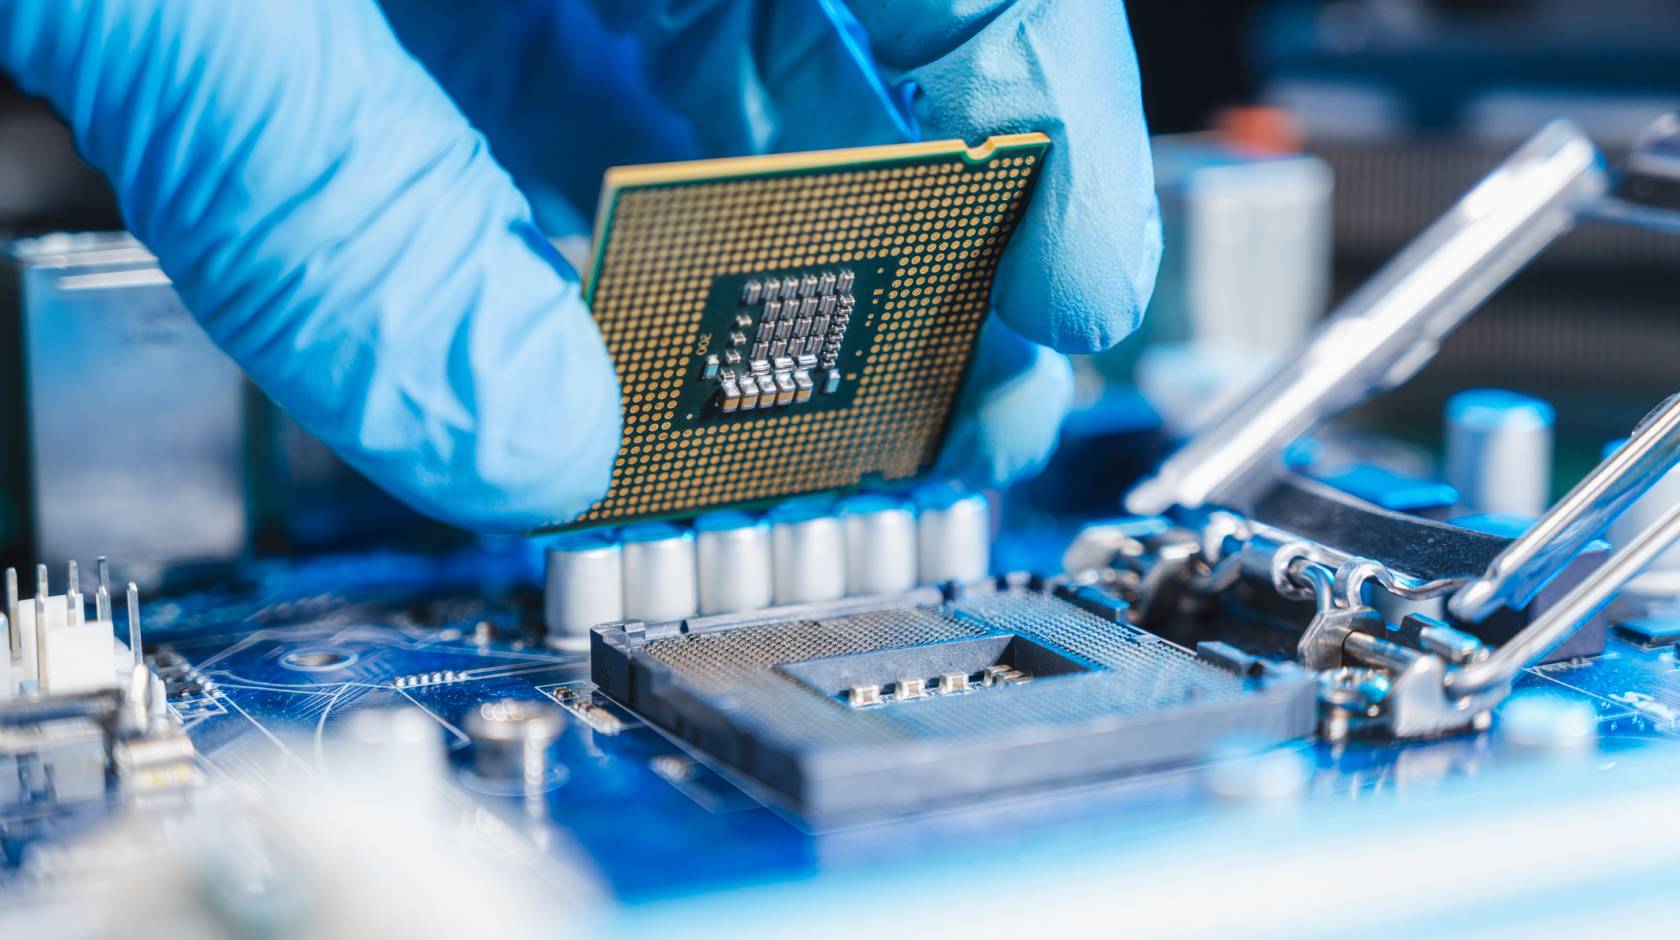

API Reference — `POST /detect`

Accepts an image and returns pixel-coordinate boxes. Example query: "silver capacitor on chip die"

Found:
[620,523,698,623]
[544,532,624,645]
[696,511,773,615]
[769,501,847,605]
[914,485,991,586]
[840,495,918,596]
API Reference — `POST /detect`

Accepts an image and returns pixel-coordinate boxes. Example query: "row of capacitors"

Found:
[543,486,990,642]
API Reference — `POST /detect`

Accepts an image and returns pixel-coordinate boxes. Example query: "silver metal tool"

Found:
[1126,120,1608,517]
[1449,495,1680,695]
[1591,112,1680,232]
[1450,394,1680,624]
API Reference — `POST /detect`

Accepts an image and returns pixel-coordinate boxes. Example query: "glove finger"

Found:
[1,0,620,532]
[377,0,910,235]
[846,0,1163,354]
[934,317,1076,489]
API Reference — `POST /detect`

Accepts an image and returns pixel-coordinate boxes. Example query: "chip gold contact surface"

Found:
[565,132,1049,529]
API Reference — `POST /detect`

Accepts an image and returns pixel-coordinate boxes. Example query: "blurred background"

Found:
[5,0,1680,579]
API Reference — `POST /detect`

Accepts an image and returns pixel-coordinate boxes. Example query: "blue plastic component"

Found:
[693,510,761,533]
[767,498,839,526]
[837,493,910,516]
[1314,464,1461,513]
[1447,389,1556,432]
[619,522,690,544]
[1283,437,1325,470]
[1615,617,1680,647]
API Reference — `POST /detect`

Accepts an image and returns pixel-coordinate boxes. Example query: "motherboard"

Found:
[9,122,1680,938]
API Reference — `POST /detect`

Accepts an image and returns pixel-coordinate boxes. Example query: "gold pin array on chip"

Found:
[558,133,1050,530]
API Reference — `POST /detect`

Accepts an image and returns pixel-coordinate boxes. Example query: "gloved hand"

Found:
[0,0,1159,531]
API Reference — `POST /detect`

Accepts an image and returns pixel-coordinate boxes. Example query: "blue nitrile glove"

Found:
[0,0,1159,530]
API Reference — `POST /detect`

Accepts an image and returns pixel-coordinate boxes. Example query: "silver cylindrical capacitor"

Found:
[1445,389,1554,517]
[464,699,564,789]
[769,500,847,605]
[914,484,991,585]
[620,523,698,623]
[544,532,623,644]
[695,511,773,615]
[841,494,917,596]
[1604,436,1680,595]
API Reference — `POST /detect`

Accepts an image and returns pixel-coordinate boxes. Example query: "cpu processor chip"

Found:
[564,133,1050,528]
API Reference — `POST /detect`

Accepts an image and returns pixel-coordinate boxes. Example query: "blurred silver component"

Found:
[543,534,623,642]
[1136,144,1332,435]
[1605,433,1680,596]
[1127,121,1608,516]
[940,673,969,694]
[33,595,47,688]
[620,524,698,623]
[126,581,142,665]
[110,725,196,794]
[842,497,918,596]
[695,513,773,615]
[95,556,111,626]
[4,567,16,661]
[1451,393,1680,624]
[9,233,248,577]
[465,699,563,789]
[64,560,81,626]
[1445,389,1554,516]
[769,504,847,605]
[1591,111,1680,232]
[915,488,991,585]
[1496,691,1599,759]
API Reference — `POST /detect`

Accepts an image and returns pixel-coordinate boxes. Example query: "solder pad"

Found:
[565,133,1050,529]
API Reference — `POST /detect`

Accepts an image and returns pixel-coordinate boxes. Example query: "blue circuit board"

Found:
[7,537,1669,907]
